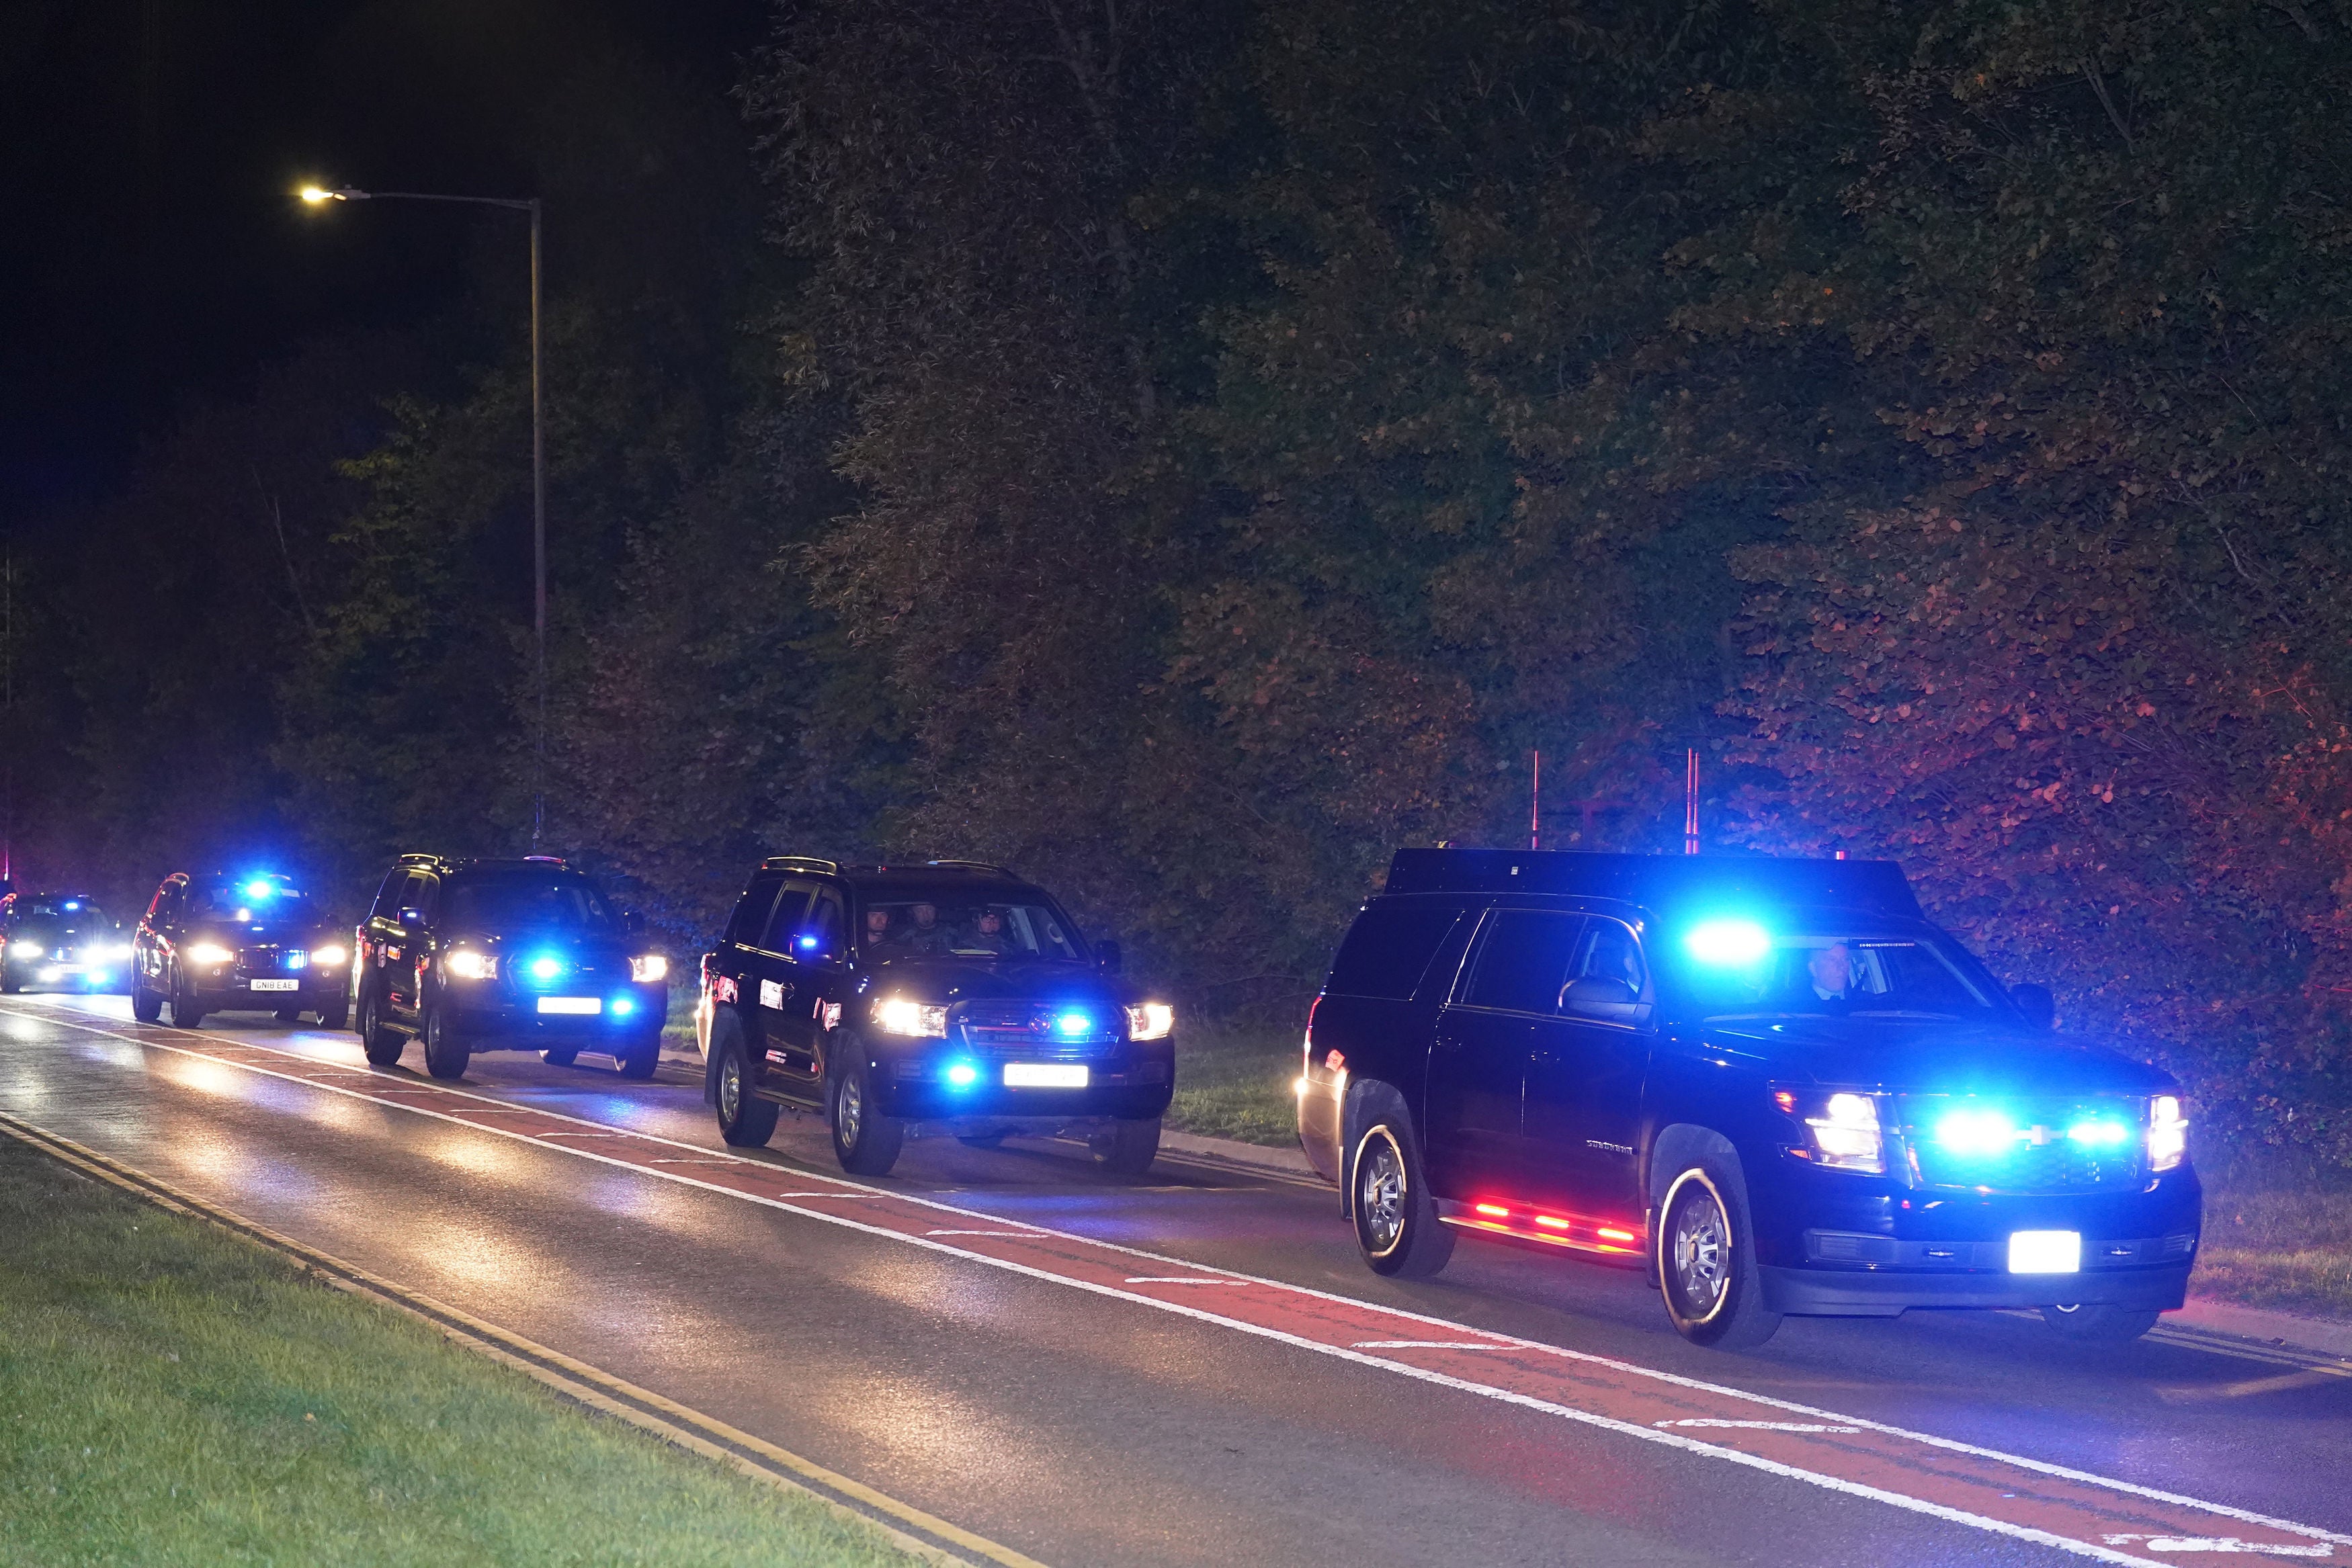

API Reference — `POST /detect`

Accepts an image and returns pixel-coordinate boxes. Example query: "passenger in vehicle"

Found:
[1807,942,1857,1003]
[864,908,895,949]
[901,902,954,954]
[964,907,1013,955]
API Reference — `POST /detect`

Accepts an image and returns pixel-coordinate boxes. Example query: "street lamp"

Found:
[300,183,550,848]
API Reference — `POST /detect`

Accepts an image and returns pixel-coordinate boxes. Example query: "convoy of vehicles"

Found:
[1295,849,2198,1347]
[0,891,130,994]
[11,839,2206,1352]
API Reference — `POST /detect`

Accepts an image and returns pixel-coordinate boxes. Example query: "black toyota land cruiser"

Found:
[1298,849,2200,1350]
[351,854,671,1080]
[697,858,1174,1178]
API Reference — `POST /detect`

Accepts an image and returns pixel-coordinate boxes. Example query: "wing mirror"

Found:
[1562,976,1643,1021]
[2010,982,2056,1031]
[622,908,645,936]
[1095,937,1123,975]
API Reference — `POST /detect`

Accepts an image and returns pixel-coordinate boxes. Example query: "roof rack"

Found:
[398,852,439,866]
[923,859,1017,876]
[760,855,841,875]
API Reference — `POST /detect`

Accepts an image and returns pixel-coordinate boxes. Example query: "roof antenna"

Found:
[1683,748,1701,856]
[1529,749,1541,850]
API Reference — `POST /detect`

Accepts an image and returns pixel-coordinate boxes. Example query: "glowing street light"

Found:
[297,181,550,846]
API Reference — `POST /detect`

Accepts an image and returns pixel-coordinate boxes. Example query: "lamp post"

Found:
[300,185,548,848]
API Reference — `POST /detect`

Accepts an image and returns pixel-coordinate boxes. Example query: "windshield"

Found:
[1670,923,2001,1021]
[859,890,1083,961]
[444,872,618,934]
[10,899,108,927]
[189,883,313,924]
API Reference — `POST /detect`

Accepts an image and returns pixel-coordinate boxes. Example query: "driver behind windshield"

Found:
[1805,942,1856,1004]
[963,907,1013,955]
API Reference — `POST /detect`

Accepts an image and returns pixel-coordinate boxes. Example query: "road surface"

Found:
[2,992,2347,1567]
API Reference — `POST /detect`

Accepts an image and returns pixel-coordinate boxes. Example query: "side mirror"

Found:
[622,909,645,936]
[397,906,425,930]
[1562,976,1642,1020]
[1095,938,1123,975]
[2011,982,2056,1031]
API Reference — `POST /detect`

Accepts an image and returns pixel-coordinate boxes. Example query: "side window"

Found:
[413,873,441,922]
[1572,920,1647,995]
[1461,912,1585,1015]
[148,883,175,921]
[370,870,408,919]
[795,889,846,961]
[1323,903,1466,1000]
[724,875,785,947]
[760,881,818,953]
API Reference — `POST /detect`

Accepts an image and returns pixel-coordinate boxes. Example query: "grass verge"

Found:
[1168,1025,1300,1147]
[2189,1176,2352,1321]
[0,1135,919,1567]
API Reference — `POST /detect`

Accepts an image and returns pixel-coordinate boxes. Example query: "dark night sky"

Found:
[0,0,772,512]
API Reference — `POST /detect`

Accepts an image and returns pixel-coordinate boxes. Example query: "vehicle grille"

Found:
[239,945,307,975]
[1898,1094,2148,1193]
[954,1000,1124,1059]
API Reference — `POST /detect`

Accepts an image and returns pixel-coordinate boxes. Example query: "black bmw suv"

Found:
[130,873,351,1027]
[697,858,1175,1178]
[1299,849,2200,1350]
[351,855,671,1080]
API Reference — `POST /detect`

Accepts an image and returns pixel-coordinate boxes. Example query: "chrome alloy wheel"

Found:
[1357,1131,1407,1255]
[837,1070,864,1146]
[718,1052,743,1125]
[1667,1179,1730,1321]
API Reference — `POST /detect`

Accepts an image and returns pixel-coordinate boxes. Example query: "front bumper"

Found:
[441,989,668,1045]
[7,958,128,992]
[1763,1258,2193,1316]
[871,1040,1174,1124]
[190,971,349,1009]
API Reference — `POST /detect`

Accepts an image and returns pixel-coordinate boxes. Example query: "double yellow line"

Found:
[0,1107,1048,1568]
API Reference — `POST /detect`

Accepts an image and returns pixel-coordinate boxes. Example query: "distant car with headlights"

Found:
[130,872,351,1028]
[1298,849,2200,1350]
[697,857,1173,1178]
[351,854,669,1081]
[1,892,132,994]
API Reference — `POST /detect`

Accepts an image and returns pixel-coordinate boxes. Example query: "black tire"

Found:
[542,1046,579,1068]
[358,986,405,1067]
[714,1037,780,1149]
[421,1001,470,1081]
[315,998,349,1032]
[956,1131,1009,1149]
[1655,1154,1782,1350]
[616,1030,661,1081]
[131,977,163,1022]
[1093,1116,1161,1177]
[274,1006,303,1023]
[829,1048,903,1177]
[1349,1085,1454,1278]
[1,971,19,995]
[2042,1303,2160,1342]
[169,972,204,1030]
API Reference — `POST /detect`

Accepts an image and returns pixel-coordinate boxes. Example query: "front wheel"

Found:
[131,976,163,1022]
[274,1006,303,1024]
[2042,1303,2160,1342]
[1092,1116,1161,1177]
[714,1039,779,1149]
[421,1002,470,1081]
[1349,1086,1454,1279]
[616,1029,661,1081]
[1656,1156,1781,1350]
[315,996,349,1032]
[169,973,204,1030]
[829,1050,903,1177]
[358,986,404,1067]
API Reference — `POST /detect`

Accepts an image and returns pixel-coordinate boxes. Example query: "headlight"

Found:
[630,954,669,984]
[110,943,134,961]
[8,941,40,959]
[873,996,948,1037]
[1125,1002,1175,1041]
[185,942,235,966]
[445,950,496,980]
[311,944,347,967]
[1777,1088,1884,1174]
[2149,1094,2188,1172]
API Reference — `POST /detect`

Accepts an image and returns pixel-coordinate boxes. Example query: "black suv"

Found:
[1298,849,2200,1350]
[1,891,130,994]
[697,858,1175,1178]
[130,872,351,1027]
[351,855,671,1081]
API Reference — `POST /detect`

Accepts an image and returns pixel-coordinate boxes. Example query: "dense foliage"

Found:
[9,0,2352,1158]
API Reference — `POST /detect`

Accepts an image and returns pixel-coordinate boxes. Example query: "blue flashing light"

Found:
[62,902,79,911]
[1055,1011,1092,1037]
[2066,1119,2130,1148]
[244,879,276,900]
[612,996,636,1016]
[287,952,308,970]
[529,955,564,982]
[1935,1108,2018,1156]
[1685,918,1770,966]
[798,934,818,950]
[946,1061,980,1088]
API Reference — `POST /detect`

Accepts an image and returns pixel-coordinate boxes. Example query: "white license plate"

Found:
[538,996,601,1016]
[1003,1062,1087,1088]
[249,978,299,993]
[2008,1230,2081,1274]
[50,965,84,976]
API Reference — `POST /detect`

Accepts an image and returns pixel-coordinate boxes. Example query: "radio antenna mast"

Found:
[1529,750,1540,850]
[1683,748,1700,856]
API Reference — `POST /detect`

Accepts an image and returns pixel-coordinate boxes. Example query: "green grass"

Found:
[0,1137,920,1567]
[2191,1178,2352,1321]
[1169,1025,1301,1147]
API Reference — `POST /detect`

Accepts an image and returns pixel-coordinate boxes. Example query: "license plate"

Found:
[1003,1062,1087,1088]
[2008,1231,2081,1274]
[538,996,601,1016]
[50,965,84,976]
[249,978,298,993]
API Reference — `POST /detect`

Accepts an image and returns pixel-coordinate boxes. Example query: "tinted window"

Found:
[725,876,784,946]
[187,882,317,924]
[1572,920,1646,994]
[1673,928,1997,1020]
[1462,912,1585,1014]
[371,870,408,919]
[1325,903,1465,1000]
[442,871,616,934]
[761,882,818,950]
[795,889,846,959]
[859,895,1083,961]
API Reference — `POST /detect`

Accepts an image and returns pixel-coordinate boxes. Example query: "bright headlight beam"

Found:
[1685,919,1770,966]
[629,954,669,984]
[185,942,235,966]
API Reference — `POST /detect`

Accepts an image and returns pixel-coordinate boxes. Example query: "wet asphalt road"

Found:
[3,993,2349,1567]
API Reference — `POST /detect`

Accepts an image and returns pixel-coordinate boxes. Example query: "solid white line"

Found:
[1660,1420,1864,1434]
[1353,1340,1514,1350]
[14,1000,2347,1562]
[1125,1276,1250,1285]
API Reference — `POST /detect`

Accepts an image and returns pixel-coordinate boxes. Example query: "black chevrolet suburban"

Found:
[698,858,1174,1178]
[1298,849,2199,1350]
